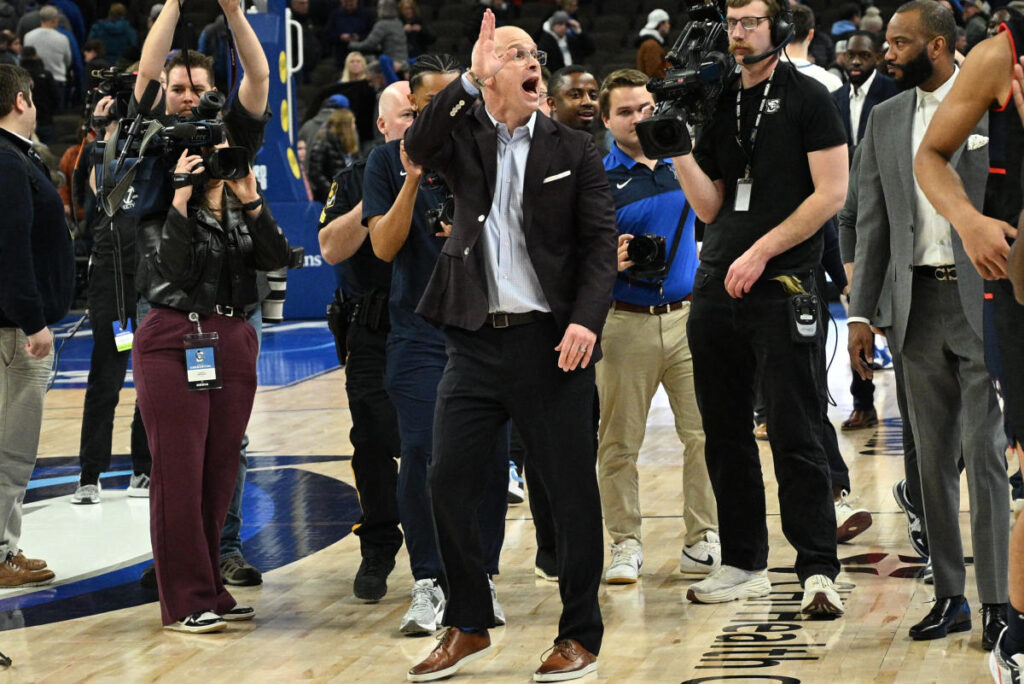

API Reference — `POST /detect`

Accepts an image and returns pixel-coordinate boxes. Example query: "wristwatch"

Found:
[466,70,488,90]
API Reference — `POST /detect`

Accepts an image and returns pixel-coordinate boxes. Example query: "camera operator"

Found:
[595,68,719,587]
[316,81,413,603]
[132,0,272,588]
[671,0,848,614]
[364,53,509,636]
[69,93,152,506]
[133,146,293,633]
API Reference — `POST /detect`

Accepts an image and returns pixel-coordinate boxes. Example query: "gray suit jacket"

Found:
[849,88,988,355]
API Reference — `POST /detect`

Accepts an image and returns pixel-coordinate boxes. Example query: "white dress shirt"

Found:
[911,68,958,266]
[849,69,877,146]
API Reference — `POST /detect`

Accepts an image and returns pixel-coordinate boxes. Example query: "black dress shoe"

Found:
[983,603,1009,651]
[909,595,972,640]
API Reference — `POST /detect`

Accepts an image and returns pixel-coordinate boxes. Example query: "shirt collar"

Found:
[485,107,538,139]
[0,127,33,153]
[606,142,670,171]
[851,69,877,98]
[916,66,958,108]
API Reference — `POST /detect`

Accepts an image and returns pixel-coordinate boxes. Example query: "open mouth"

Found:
[577,108,595,120]
[522,76,540,95]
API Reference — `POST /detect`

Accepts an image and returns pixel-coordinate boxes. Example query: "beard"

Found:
[889,49,934,90]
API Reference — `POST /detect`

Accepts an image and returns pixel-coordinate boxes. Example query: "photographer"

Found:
[596,68,719,586]
[133,147,293,633]
[364,53,508,636]
[671,0,848,613]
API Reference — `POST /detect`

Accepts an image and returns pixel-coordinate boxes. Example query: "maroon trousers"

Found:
[133,308,258,625]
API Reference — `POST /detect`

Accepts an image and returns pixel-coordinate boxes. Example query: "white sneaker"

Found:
[164,610,226,634]
[680,531,722,576]
[401,578,445,636]
[507,461,524,505]
[800,574,844,616]
[687,565,771,604]
[990,628,1024,683]
[489,577,505,626]
[835,490,872,543]
[604,540,642,584]
[70,482,101,505]
[127,473,150,498]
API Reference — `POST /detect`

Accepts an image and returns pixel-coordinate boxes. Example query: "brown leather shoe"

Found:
[753,423,768,441]
[11,551,47,571]
[841,408,878,431]
[534,639,597,682]
[408,627,491,682]
[0,558,54,587]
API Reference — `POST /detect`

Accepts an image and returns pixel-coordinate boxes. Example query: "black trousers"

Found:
[509,424,557,572]
[688,269,839,582]
[431,317,603,654]
[815,275,849,494]
[849,369,876,411]
[78,259,150,483]
[344,321,403,559]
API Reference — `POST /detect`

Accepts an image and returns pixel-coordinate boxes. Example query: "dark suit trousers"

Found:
[431,317,604,655]
[688,270,839,582]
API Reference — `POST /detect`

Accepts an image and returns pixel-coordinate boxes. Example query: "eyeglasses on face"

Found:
[507,47,546,65]
[726,16,769,31]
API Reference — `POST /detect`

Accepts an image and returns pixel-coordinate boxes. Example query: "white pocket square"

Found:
[543,170,571,184]
[967,134,989,151]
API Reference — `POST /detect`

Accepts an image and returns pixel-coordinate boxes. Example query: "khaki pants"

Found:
[596,304,717,547]
[0,328,52,559]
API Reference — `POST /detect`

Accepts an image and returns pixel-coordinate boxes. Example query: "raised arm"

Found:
[135,0,181,103]
[219,0,269,116]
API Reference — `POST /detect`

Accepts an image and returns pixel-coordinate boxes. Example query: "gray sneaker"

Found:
[220,555,263,586]
[127,473,150,498]
[70,482,101,505]
[400,578,445,636]
[489,577,505,626]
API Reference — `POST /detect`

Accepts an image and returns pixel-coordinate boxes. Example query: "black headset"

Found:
[771,7,794,48]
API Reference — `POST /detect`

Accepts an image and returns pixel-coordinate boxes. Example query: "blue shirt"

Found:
[362,139,447,345]
[603,143,698,306]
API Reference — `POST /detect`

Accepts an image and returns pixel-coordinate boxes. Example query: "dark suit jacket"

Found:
[832,72,901,148]
[535,31,595,72]
[403,76,618,361]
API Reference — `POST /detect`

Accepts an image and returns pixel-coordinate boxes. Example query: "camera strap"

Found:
[735,67,776,180]
[100,117,167,217]
[617,198,692,292]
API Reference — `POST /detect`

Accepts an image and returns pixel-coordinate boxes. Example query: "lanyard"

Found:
[735,68,776,180]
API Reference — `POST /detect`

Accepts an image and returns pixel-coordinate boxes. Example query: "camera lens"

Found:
[627,235,658,266]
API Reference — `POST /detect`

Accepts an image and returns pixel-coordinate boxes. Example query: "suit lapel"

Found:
[473,106,498,205]
[894,92,917,225]
[522,114,558,237]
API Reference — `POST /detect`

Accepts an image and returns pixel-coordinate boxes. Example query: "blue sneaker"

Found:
[507,461,524,505]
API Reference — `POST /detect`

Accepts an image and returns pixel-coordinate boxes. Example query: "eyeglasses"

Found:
[726,16,769,31]
[508,48,547,66]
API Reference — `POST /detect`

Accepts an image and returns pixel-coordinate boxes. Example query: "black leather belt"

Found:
[485,311,548,328]
[913,264,957,281]
[613,296,691,315]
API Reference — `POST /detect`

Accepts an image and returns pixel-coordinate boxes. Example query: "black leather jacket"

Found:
[136,201,292,316]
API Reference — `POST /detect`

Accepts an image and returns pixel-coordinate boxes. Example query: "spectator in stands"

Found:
[0,2,16,35]
[0,30,17,65]
[398,0,433,60]
[964,0,990,49]
[326,0,375,68]
[350,0,408,71]
[785,5,842,92]
[342,49,368,81]
[299,93,351,158]
[291,0,322,83]
[860,6,884,36]
[23,7,68,95]
[82,39,109,87]
[535,10,593,73]
[307,107,359,202]
[198,14,230,91]
[87,3,138,65]
[636,9,670,79]
[831,2,861,41]
[51,0,84,47]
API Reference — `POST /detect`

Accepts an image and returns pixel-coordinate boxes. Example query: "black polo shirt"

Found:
[693,62,846,276]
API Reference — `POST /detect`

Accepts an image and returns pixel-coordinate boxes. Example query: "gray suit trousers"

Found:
[901,276,1008,603]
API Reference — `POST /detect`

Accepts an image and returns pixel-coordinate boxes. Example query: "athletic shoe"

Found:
[489,578,505,626]
[679,531,721,576]
[401,578,445,636]
[893,479,929,557]
[70,482,101,505]
[220,555,263,586]
[507,461,524,505]
[354,554,395,603]
[687,565,771,604]
[990,628,1024,683]
[835,490,872,543]
[535,565,558,582]
[127,473,150,498]
[604,540,642,584]
[164,611,226,634]
[222,605,255,622]
[800,574,844,616]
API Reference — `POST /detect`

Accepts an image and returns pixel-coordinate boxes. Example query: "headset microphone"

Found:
[741,33,793,64]
[740,7,794,65]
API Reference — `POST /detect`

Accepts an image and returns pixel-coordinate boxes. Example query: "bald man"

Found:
[405,14,617,683]
[317,80,413,603]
